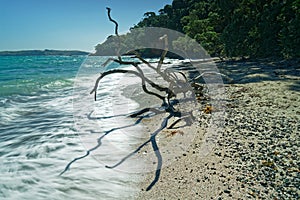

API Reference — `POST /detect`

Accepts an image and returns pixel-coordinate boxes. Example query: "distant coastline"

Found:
[0,49,90,56]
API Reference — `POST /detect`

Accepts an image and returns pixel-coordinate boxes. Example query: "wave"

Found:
[0,56,149,199]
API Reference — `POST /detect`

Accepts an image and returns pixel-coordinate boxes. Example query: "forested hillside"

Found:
[95,0,299,59]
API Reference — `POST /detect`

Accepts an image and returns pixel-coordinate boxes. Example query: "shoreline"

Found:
[120,60,299,199]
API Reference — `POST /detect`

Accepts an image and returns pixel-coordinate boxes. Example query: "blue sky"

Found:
[0,0,172,52]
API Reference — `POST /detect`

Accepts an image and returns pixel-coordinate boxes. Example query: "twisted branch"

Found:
[106,7,121,60]
[62,7,198,192]
[90,69,170,101]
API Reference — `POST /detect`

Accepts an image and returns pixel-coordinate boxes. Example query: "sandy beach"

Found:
[127,59,300,199]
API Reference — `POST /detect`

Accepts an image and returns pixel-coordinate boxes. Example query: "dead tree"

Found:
[61,7,197,191]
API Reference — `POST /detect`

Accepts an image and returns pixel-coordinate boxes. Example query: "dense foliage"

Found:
[95,0,299,58]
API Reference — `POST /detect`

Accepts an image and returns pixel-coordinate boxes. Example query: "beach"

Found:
[0,56,298,199]
[132,59,299,199]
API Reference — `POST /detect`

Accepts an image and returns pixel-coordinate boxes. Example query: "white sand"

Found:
[132,59,300,199]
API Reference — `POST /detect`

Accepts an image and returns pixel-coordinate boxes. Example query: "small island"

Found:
[0,49,90,56]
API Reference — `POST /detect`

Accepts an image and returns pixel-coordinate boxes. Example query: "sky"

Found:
[0,0,172,52]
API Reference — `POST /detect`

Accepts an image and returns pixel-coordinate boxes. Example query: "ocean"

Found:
[0,55,146,199]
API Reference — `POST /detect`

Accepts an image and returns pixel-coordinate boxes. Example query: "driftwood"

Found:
[61,7,198,191]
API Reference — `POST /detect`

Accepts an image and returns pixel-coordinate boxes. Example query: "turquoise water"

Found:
[0,56,140,199]
[0,56,76,96]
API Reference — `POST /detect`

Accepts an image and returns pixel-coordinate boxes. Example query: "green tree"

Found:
[181,0,224,56]
[278,0,300,58]
[95,0,300,58]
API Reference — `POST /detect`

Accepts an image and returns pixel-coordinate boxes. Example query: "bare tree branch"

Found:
[106,7,119,36]
[90,69,166,101]
[129,50,157,71]
[62,7,199,192]
[106,7,121,60]
[157,34,168,72]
